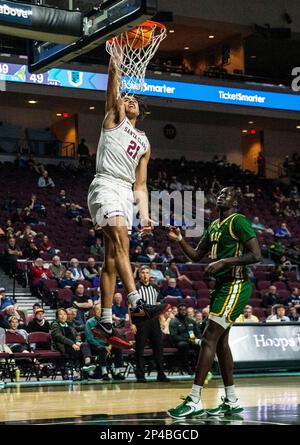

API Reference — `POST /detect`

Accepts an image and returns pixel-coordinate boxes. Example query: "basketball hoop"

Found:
[106,20,166,97]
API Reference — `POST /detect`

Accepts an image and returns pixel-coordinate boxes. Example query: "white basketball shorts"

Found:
[88,175,134,233]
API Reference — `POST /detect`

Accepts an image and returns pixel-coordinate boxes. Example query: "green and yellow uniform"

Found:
[202,213,256,323]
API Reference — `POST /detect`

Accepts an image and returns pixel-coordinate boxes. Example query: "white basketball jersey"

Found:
[95,116,150,185]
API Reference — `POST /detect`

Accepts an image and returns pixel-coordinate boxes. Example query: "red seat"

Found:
[57,288,73,306]
[193,281,207,290]
[163,297,182,306]
[257,280,271,290]
[272,281,288,290]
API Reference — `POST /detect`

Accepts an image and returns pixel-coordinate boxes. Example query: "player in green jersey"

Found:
[166,187,261,419]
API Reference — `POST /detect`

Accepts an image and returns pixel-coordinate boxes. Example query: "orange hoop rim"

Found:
[108,20,166,45]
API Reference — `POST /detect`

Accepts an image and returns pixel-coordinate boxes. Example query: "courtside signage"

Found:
[1,61,300,112]
[0,1,32,24]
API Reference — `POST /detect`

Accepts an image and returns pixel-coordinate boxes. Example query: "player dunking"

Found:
[88,56,168,347]
[167,187,261,418]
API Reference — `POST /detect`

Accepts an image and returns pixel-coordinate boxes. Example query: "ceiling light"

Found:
[296,125,300,129]
[250,55,257,59]
[209,35,215,39]
[28,100,38,104]
[89,106,95,110]
[169,29,175,33]
[56,113,62,117]
[249,121,254,124]
[242,130,248,133]
[184,46,190,50]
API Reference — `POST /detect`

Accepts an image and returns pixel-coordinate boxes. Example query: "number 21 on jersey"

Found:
[127,140,141,160]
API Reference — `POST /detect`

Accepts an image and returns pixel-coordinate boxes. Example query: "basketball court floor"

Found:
[0,375,299,425]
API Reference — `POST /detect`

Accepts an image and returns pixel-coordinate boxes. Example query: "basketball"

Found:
[126,26,153,49]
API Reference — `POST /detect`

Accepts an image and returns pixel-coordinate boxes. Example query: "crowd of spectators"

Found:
[0,154,300,381]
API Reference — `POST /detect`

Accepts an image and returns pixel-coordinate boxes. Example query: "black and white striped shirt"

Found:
[136,282,162,305]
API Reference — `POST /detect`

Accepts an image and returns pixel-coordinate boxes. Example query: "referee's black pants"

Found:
[135,319,165,379]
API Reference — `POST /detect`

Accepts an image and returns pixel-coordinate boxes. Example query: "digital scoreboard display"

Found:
[1,62,300,112]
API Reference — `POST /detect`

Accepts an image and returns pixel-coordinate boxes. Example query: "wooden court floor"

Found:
[0,376,300,425]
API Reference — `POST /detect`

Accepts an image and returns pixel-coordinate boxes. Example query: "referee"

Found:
[131,265,170,383]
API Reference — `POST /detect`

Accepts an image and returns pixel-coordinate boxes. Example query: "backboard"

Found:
[28,0,158,73]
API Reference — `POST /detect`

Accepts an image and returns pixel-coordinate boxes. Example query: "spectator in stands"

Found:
[11,207,26,224]
[186,307,195,319]
[30,258,52,295]
[145,246,161,262]
[164,260,193,285]
[257,151,266,177]
[85,303,125,381]
[169,304,201,374]
[26,193,46,217]
[38,170,55,188]
[3,237,23,277]
[251,216,267,234]
[66,307,84,332]
[289,306,300,321]
[23,239,40,261]
[90,238,104,259]
[51,308,94,374]
[7,316,29,352]
[85,228,97,249]
[49,255,66,280]
[279,255,292,271]
[112,292,129,326]
[274,222,291,240]
[169,176,183,191]
[39,235,59,257]
[92,265,102,288]
[64,203,84,224]
[59,270,77,289]
[270,265,288,285]
[272,202,283,217]
[171,306,178,316]
[72,284,93,326]
[3,305,25,328]
[289,185,300,202]
[83,258,98,282]
[194,311,203,326]
[160,306,174,335]
[26,307,50,333]
[161,246,175,263]
[68,258,84,282]
[266,304,290,322]
[262,285,281,308]
[283,205,295,218]
[235,305,259,323]
[0,288,18,311]
[272,186,287,204]
[131,245,148,263]
[149,261,165,286]
[4,218,21,239]
[284,288,300,308]
[162,278,184,300]
[26,303,42,324]
[55,189,71,208]
[77,138,90,166]
[19,225,37,242]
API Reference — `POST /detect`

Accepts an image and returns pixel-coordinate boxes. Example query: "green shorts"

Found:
[210,279,252,323]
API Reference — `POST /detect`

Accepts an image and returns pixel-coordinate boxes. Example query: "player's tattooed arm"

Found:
[168,227,209,262]
[104,56,125,128]
[206,237,262,274]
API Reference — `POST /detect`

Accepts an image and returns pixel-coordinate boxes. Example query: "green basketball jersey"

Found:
[202,213,256,281]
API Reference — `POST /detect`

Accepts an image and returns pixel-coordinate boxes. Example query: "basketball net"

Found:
[106,21,166,97]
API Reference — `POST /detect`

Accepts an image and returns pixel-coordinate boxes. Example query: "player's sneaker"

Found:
[131,301,170,320]
[167,396,206,419]
[206,397,243,416]
[92,323,131,349]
